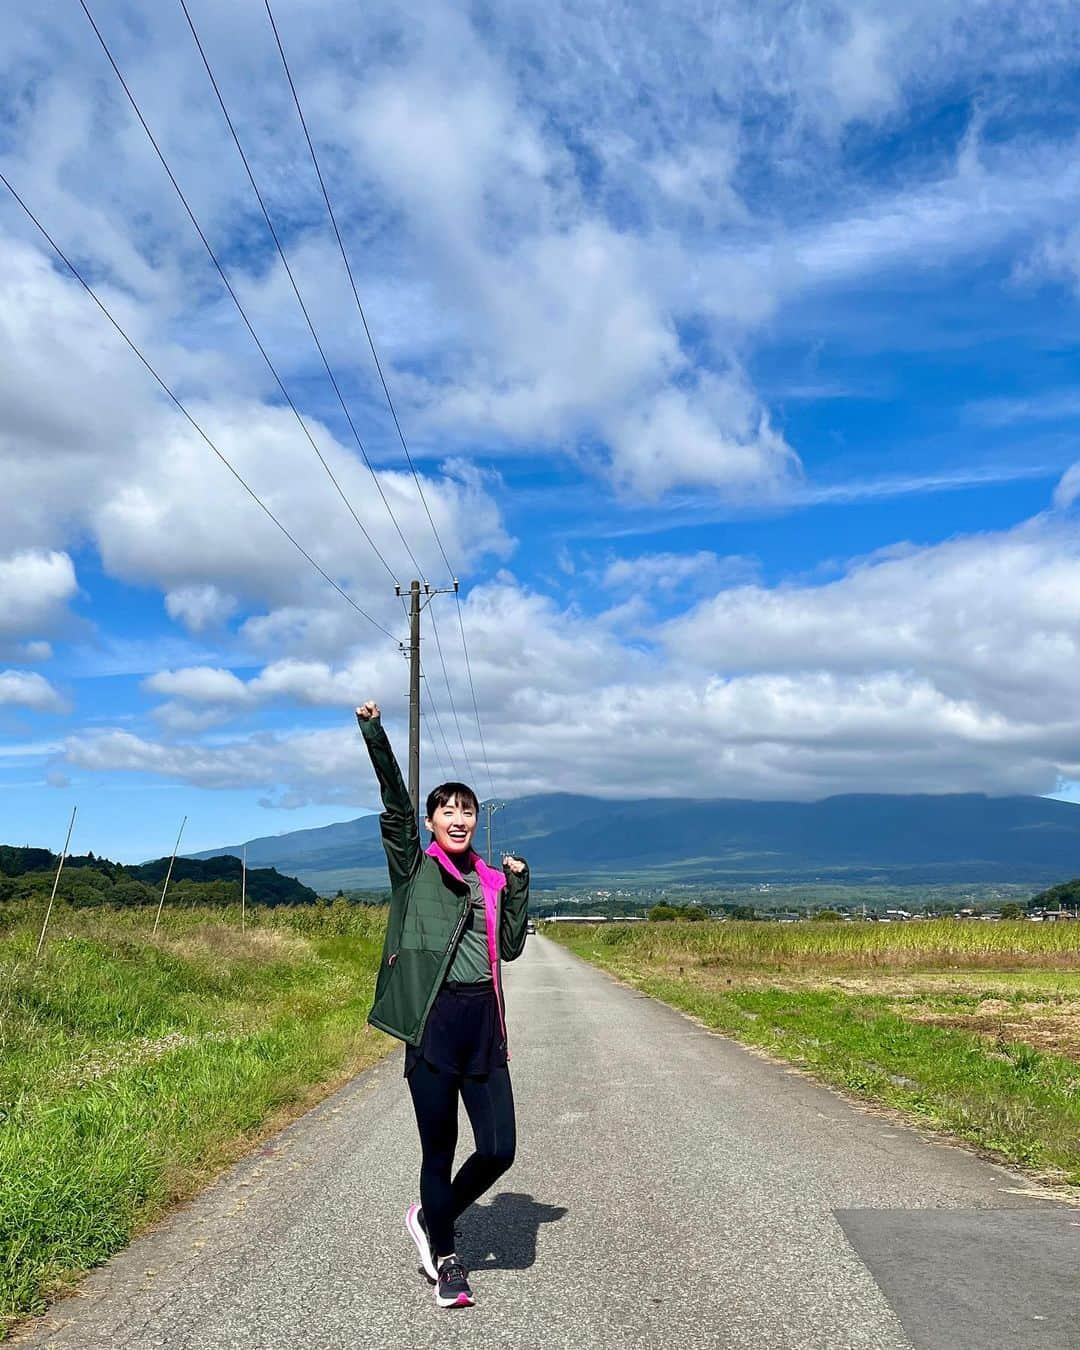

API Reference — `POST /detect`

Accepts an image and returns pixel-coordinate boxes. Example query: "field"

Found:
[547,918,1080,1187]
[0,899,393,1337]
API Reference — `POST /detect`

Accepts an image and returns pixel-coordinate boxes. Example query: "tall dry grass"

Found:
[573,918,1080,970]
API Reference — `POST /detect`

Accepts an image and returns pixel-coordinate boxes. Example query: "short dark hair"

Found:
[426,781,479,820]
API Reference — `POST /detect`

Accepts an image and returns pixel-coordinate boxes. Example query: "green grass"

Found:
[548,920,1080,1187]
[0,900,392,1335]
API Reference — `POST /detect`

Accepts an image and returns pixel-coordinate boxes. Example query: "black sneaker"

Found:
[435,1258,475,1308]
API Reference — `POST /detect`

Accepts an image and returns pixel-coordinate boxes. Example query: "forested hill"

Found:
[0,846,318,907]
[192,791,1080,889]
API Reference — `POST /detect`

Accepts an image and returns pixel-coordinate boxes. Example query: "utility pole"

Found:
[396,578,459,817]
[406,580,421,815]
[482,800,506,864]
[241,845,247,932]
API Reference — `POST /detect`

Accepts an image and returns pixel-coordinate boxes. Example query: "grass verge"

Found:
[548,920,1080,1188]
[0,901,391,1336]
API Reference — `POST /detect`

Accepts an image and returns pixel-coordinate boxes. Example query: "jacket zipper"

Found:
[443,897,471,959]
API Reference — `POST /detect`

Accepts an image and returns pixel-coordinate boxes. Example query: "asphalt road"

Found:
[18,935,1078,1349]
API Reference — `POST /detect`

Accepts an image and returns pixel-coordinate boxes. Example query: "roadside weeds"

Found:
[0,905,395,1339]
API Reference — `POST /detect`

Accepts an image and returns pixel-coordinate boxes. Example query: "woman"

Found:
[355,700,529,1309]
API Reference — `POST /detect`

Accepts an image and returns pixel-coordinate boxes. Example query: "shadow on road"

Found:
[459,1191,569,1270]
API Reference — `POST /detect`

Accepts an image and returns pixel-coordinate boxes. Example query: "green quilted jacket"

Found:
[359,715,530,1049]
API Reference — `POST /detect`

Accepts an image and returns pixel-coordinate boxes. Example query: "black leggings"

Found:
[406,1058,516,1259]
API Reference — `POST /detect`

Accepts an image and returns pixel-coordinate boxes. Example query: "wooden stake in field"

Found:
[35,804,77,959]
[241,845,247,932]
[153,816,187,936]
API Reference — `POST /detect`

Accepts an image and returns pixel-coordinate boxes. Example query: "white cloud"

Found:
[6,0,1079,528]
[1020,223,1080,293]
[145,667,251,705]
[0,242,188,554]
[0,551,78,649]
[604,373,798,501]
[335,17,801,497]
[966,389,1080,427]
[65,724,371,797]
[423,223,681,440]
[789,464,1052,507]
[642,132,747,222]
[87,510,1080,803]
[89,402,509,612]
[0,233,512,632]
[17,641,54,663]
[602,551,758,594]
[143,645,402,713]
[248,657,385,707]
[785,132,1080,293]
[63,663,1069,805]
[662,519,1080,726]
[825,12,899,122]
[165,585,239,633]
[1052,461,1080,511]
[486,1,1080,157]
[0,740,63,760]
[151,701,235,735]
[0,208,511,646]
[0,670,68,713]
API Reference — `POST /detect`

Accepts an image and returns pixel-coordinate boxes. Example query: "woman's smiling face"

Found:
[425,794,478,853]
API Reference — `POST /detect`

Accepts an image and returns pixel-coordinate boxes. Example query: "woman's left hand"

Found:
[502,854,527,874]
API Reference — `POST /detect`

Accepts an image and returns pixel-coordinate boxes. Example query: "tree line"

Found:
[0,845,318,909]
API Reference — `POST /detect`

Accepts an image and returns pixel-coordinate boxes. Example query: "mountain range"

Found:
[189,792,1080,892]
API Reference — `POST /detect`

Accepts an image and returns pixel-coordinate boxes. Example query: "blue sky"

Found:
[3,0,1080,861]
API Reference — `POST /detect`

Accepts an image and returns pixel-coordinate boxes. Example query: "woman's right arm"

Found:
[356,702,421,893]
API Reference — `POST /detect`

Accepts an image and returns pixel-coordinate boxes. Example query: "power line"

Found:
[179,0,475,790]
[261,0,496,797]
[427,603,477,784]
[25,6,476,789]
[77,0,399,585]
[410,648,448,781]
[261,0,471,775]
[0,171,399,642]
[261,0,454,582]
[82,0,432,751]
[455,597,495,798]
[420,669,454,779]
[176,0,427,585]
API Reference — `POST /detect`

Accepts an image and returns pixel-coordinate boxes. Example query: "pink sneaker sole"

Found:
[435,1289,475,1309]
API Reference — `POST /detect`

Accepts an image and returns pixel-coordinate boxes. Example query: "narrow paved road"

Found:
[19,936,1078,1349]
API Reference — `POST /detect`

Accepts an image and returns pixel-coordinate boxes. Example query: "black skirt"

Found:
[404,980,507,1080]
